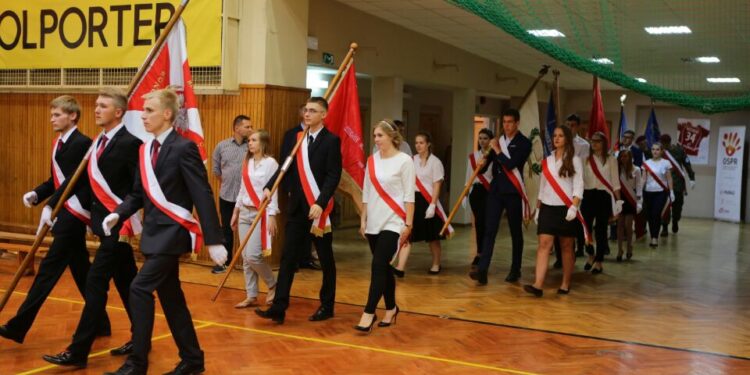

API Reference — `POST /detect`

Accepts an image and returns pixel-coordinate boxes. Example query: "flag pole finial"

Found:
[350,42,358,50]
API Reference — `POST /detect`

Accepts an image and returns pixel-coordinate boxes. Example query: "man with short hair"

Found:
[0,96,112,344]
[618,129,644,167]
[211,115,252,273]
[43,88,141,367]
[659,134,695,235]
[636,135,653,160]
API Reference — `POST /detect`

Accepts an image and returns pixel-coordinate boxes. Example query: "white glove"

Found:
[636,197,643,214]
[565,206,578,222]
[22,191,38,208]
[425,203,436,219]
[36,206,55,236]
[102,213,120,236]
[613,200,624,216]
[669,190,676,202]
[534,209,540,225]
[689,180,696,190]
[208,245,228,266]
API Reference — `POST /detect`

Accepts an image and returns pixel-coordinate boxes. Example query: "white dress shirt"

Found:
[235,156,280,215]
[413,154,444,196]
[363,151,415,234]
[573,135,590,159]
[538,154,584,206]
[583,154,621,192]
[643,159,671,192]
[58,125,78,143]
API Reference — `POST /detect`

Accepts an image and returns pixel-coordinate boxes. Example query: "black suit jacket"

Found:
[278,124,304,194]
[88,127,142,237]
[41,128,93,235]
[115,131,222,255]
[484,133,532,195]
[267,126,342,220]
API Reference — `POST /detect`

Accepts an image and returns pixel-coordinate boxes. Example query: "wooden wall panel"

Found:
[0,85,310,266]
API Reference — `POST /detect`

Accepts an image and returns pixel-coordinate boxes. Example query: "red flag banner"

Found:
[325,62,366,187]
[587,76,610,148]
[124,19,207,162]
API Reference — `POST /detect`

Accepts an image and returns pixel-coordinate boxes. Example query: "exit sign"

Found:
[322,52,334,66]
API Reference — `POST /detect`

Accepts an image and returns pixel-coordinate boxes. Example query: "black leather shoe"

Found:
[427,266,441,275]
[104,362,146,375]
[672,222,679,233]
[353,314,377,333]
[309,307,334,322]
[110,341,134,356]
[0,324,23,343]
[163,361,205,375]
[391,265,405,278]
[42,350,87,368]
[523,285,543,297]
[298,261,322,270]
[468,270,478,280]
[477,270,488,286]
[254,307,285,324]
[557,288,570,295]
[504,271,520,283]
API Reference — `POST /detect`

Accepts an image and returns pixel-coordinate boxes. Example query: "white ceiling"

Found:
[339,0,750,92]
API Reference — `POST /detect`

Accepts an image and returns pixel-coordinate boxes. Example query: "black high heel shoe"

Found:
[378,306,399,327]
[391,265,405,278]
[354,314,377,333]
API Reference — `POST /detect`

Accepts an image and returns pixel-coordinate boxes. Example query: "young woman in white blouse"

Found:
[524,125,583,297]
[356,120,415,332]
[230,130,278,308]
[616,149,643,261]
[581,131,622,274]
[466,128,494,271]
[394,131,447,275]
[642,142,674,248]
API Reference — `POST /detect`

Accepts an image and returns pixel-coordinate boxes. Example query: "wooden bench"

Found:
[0,243,49,276]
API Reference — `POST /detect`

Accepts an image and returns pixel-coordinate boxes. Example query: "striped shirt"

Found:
[212,137,248,201]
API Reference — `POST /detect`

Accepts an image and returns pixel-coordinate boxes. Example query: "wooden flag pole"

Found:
[439,65,550,236]
[0,0,191,314]
[211,42,359,301]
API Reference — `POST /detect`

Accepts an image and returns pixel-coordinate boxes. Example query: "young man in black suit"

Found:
[102,89,227,375]
[0,96,112,344]
[255,97,342,324]
[43,88,141,368]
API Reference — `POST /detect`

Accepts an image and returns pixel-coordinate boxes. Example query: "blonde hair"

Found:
[246,129,271,159]
[374,119,402,149]
[49,95,81,123]
[98,87,128,113]
[142,89,179,121]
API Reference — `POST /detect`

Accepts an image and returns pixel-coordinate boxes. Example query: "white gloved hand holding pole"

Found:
[22,191,38,208]
[102,213,120,236]
[689,180,696,190]
[565,205,578,222]
[425,203,436,219]
[534,209,540,225]
[669,190,676,202]
[208,245,228,266]
[36,206,55,236]
[613,200,624,216]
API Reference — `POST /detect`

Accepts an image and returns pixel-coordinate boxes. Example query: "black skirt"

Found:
[411,193,446,242]
[537,204,580,237]
[621,198,636,215]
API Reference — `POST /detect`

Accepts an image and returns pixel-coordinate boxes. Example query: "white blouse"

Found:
[235,156,280,215]
[573,135,590,159]
[583,154,621,192]
[538,154,584,207]
[363,152,416,234]
[619,167,643,200]
[413,154,444,195]
[465,150,493,189]
[643,158,672,192]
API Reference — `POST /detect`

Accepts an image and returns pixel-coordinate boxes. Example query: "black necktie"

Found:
[308,135,314,150]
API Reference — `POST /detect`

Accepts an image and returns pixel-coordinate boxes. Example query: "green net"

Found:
[449,0,750,114]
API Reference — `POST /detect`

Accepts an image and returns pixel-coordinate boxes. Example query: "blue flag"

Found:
[645,108,661,148]
[616,104,627,150]
[544,90,556,156]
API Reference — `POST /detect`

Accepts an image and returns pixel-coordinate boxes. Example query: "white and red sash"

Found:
[242,158,272,254]
[51,136,91,225]
[296,132,334,236]
[541,158,592,244]
[88,134,142,237]
[415,175,454,236]
[664,150,688,182]
[368,153,407,221]
[619,171,638,209]
[139,140,203,252]
[642,161,671,219]
[500,136,531,221]
[588,157,617,213]
[468,152,491,191]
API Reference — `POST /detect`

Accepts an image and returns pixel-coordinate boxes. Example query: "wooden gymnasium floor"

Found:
[1,217,749,374]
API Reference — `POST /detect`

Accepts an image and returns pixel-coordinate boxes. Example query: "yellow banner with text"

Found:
[0,0,221,68]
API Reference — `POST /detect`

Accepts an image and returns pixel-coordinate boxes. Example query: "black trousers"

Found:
[581,189,612,262]
[127,254,203,371]
[478,193,523,273]
[662,188,685,227]
[219,198,235,265]
[4,230,111,342]
[68,236,137,356]
[643,191,669,239]
[469,185,489,256]
[364,231,398,314]
[271,218,336,312]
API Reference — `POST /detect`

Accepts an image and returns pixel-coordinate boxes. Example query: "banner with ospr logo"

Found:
[714,126,745,222]
[0,0,221,68]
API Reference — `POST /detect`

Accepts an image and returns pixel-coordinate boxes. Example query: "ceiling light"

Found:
[696,56,720,63]
[645,26,692,35]
[636,77,647,83]
[706,77,740,83]
[528,29,565,37]
[591,57,614,65]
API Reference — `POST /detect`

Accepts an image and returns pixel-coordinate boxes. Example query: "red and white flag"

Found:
[124,19,207,161]
[325,62,365,187]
